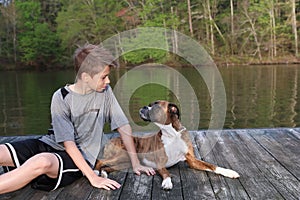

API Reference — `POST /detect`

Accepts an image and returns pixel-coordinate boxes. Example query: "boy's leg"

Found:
[0,144,14,167]
[0,152,59,194]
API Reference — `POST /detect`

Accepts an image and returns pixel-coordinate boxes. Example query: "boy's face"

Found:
[87,65,111,92]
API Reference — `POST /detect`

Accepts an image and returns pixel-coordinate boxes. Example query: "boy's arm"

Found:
[63,141,121,190]
[117,124,156,176]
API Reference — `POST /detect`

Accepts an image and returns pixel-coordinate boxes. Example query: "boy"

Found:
[0,44,155,194]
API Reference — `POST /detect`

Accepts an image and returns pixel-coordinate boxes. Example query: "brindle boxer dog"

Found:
[95,100,240,190]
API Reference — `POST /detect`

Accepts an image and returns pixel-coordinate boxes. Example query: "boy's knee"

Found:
[0,145,13,166]
[31,153,57,174]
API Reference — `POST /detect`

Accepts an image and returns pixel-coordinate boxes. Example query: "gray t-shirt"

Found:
[40,85,129,167]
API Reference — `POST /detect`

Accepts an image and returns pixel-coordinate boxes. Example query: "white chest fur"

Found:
[142,123,189,168]
[156,123,188,167]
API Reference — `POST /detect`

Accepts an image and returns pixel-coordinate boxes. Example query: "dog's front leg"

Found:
[157,168,172,190]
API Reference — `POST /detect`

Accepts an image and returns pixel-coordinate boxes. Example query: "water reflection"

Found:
[222,65,300,128]
[0,65,300,136]
[0,70,75,135]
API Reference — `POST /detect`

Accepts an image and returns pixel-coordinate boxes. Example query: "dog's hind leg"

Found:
[186,153,216,171]
[185,152,240,178]
[94,159,131,179]
[100,162,131,173]
[95,156,130,170]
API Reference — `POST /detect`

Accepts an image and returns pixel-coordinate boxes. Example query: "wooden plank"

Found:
[249,129,300,179]
[211,130,282,200]
[0,129,299,200]
[270,129,300,156]
[0,182,62,200]
[54,177,93,200]
[0,185,34,200]
[179,162,216,200]
[194,131,249,200]
[151,164,183,200]
[178,131,216,200]
[119,172,153,200]
[26,188,63,200]
[87,171,128,200]
[0,135,40,144]
[232,130,299,199]
[194,131,233,199]
[287,128,300,142]
[241,178,284,200]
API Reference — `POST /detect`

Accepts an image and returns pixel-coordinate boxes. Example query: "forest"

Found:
[0,0,299,70]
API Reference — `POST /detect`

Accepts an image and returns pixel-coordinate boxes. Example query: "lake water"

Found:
[1,65,300,136]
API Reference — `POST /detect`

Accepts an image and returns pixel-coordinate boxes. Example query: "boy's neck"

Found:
[69,81,93,95]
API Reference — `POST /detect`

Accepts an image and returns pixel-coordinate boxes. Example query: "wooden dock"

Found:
[0,128,299,200]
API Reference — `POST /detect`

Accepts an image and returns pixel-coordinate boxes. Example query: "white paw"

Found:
[161,177,173,190]
[215,167,240,178]
[101,170,108,178]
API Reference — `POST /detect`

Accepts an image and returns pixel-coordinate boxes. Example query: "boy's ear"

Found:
[81,72,91,82]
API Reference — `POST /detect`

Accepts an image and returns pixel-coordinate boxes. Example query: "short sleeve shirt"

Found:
[40,85,129,167]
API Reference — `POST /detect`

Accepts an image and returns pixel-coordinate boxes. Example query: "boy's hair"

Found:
[73,43,118,79]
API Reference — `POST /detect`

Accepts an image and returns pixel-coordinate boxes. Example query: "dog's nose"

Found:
[143,106,148,109]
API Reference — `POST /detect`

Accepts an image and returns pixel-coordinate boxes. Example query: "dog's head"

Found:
[139,100,181,127]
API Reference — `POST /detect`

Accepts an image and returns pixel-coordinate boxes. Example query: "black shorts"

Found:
[3,139,83,191]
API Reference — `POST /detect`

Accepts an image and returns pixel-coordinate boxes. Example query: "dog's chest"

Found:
[161,130,188,168]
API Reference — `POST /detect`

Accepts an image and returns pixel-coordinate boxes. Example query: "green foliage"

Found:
[120,28,168,64]
[56,0,124,50]
[16,1,41,30]
[122,49,167,64]
[19,23,62,66]
[15,1,62,68]
[0,0,300,68]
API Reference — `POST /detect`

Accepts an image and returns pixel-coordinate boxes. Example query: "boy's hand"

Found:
[133,164,156,176]
[90,176,121,190]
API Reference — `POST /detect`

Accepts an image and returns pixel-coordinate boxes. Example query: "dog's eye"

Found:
[168,103,180,119]
[148,101,159,107]
[169,106,177,113]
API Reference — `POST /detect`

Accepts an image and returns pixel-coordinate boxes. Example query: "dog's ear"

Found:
[168,103,180,119]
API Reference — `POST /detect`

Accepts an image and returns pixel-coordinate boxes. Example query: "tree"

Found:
[117,0,181,64]
[268,0,277,59]
[56,0,124,51]
[0,0,17,64]
[16,0,62,68]
[291,0,298,57]
[187,0,193,37]
[230,0,235,55]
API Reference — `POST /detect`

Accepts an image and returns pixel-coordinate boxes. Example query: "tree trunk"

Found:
[13,1,17,65]
[230,0,234,55]
[242,7,262,61]
[269,0,276,59]
[171,6,178,54]
[291,0,298,57]
[206,0,215,55]
[187,0,193,37]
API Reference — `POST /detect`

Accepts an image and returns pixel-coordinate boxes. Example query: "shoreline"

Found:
[1,55,300,71]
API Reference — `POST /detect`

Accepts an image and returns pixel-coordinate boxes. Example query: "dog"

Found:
[95,100,240,190]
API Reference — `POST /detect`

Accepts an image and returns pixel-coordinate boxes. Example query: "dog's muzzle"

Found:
[139,106,151,121]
